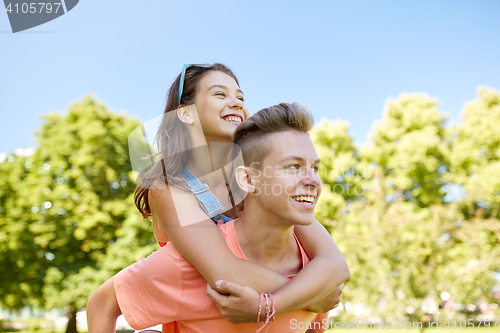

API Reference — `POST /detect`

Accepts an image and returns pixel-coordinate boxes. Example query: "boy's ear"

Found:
[177,105,194,125]
[235,166,255,194]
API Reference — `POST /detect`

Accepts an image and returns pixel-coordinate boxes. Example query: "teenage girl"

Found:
[87,63,350,332]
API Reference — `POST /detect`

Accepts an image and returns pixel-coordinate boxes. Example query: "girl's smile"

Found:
[221,113,244,124]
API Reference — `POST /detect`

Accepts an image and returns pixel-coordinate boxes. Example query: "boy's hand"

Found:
[306,283,344,313]
[206,280,261,324]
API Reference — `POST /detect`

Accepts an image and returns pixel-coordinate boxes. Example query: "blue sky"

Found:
[1,0,499,154]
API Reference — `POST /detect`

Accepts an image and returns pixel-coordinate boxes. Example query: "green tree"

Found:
[0,95,156,333]
[448,87,500,219]
[0,152,46,310]
[311,119,363,228]
[360,93,449,207]
[332,193,498,322]
[313,90,498,322]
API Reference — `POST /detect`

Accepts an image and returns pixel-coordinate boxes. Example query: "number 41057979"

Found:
[443,319,498,329]
[5,3,62,14]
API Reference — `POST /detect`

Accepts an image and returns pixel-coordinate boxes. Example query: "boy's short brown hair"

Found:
[233,102,314,169]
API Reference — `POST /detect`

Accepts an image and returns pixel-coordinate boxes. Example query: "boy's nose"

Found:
[301,168,321,188]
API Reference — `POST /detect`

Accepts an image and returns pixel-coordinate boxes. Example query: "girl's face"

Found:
[193,71,250,143]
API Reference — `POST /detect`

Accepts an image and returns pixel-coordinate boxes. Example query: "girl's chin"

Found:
[222,124,238,135]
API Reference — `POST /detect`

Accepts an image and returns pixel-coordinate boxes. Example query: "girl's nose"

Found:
[229,96,244,109]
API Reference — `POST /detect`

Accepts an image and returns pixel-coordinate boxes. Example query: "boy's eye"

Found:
[312,166,320,173]
[287,164,300,170]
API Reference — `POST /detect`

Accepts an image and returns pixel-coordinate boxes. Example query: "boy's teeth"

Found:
[293,196,314,204]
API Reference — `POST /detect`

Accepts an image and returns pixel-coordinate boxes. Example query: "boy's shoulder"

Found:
[217,219,246,260]
[216,219,235,238]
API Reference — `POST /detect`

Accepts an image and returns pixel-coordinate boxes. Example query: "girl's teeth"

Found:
[224,116,241,123]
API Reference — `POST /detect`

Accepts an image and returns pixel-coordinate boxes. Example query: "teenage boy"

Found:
[89,103,348,333]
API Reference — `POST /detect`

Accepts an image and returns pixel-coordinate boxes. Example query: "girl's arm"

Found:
[151,186,350,317]
[150,185,290,291]
[273,220,350,315]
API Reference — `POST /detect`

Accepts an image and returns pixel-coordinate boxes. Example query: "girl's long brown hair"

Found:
[134,63,240,218]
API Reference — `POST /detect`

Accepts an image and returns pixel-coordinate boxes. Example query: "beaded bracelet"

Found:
[268,294,276,321]
[255,293,265,323]
[256,293,276,333]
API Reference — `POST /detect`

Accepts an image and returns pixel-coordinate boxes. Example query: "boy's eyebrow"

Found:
[208,85,244,95]
[279,156,321,164]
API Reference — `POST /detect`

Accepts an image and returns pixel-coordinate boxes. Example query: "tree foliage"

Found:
[360,93,449,207]
[448,87,500,219]
[0,96,156,332]
[312,89,500,322]
[311,119,362,226]
[0,154,44,309]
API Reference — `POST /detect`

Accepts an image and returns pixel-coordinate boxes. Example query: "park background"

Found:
[1,1,499,332]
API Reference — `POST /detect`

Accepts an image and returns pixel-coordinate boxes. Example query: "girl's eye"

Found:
[215,92,226,97]
[237,96,245,102]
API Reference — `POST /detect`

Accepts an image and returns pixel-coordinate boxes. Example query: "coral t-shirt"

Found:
[114,220,327,333]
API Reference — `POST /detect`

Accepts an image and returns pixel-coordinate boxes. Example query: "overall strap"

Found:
[177,168,225,218]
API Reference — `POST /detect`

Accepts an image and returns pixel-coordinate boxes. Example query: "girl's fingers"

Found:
[206,284,223,301]
[214,280,244,296]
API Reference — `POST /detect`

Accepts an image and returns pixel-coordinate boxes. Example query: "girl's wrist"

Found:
[268,292,294,317]
[255,293,276,332]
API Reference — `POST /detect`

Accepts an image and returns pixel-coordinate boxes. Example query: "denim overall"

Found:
[177,167,233,224]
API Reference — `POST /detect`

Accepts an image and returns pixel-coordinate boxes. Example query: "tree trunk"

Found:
[65,303,78,333]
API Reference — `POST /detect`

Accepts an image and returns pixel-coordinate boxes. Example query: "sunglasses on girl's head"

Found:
[178,64,210,106]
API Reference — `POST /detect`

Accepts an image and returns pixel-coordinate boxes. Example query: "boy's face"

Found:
[251,130,322,226]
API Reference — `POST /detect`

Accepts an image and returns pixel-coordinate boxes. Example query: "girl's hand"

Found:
[206,280,261,324]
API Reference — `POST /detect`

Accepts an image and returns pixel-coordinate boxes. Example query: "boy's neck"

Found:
[234,204,301,276]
